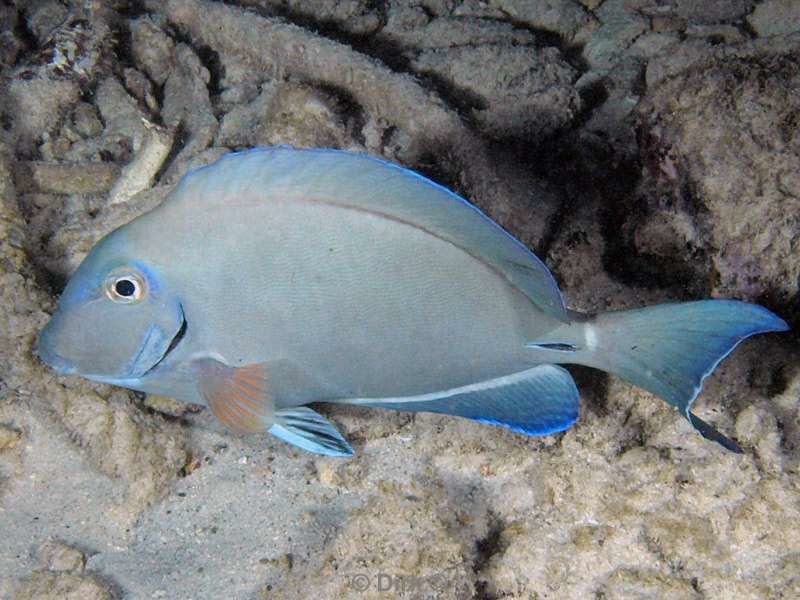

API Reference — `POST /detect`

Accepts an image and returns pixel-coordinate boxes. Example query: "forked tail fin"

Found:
[530,300,789,452]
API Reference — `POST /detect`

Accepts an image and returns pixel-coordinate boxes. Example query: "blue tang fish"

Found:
[37,147,789,455]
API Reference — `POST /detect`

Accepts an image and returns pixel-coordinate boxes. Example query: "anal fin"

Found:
[339,364,580,436]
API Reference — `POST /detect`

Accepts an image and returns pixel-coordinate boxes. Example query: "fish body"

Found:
[38,147,789,455]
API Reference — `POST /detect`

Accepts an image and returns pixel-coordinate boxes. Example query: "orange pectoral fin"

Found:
[193,359,273,434]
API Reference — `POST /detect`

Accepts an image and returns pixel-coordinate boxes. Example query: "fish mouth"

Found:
[36,338,78,375]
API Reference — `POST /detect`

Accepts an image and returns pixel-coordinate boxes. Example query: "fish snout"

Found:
[36,325,77,375]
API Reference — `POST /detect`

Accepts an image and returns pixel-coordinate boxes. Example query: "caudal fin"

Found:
[540,300,789,452]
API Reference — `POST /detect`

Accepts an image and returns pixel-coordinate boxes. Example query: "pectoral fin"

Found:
[269,407,353,456]
[194,359,273,434]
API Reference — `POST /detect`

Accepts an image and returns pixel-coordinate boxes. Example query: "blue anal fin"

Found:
[342,364,580,436]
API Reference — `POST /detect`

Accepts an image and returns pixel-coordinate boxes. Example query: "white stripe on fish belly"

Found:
[341,368,546,406]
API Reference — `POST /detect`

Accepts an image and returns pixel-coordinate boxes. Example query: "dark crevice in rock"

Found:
[110,19,137,69]
[492,16,590,74]
[116,0,151,20]
[153,119,188,183]
[194,43,223,97]
[599,153,711,296]
[12,5,38,63]
[472,514,505,600]
[568,364,610,418]
[165,25,224,99]
[304,81,369,147]
[354,33,492,121]
[112,21,165,122]
[222,0,387,44]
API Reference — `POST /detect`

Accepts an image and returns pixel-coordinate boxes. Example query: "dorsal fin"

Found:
[167,147,568,322]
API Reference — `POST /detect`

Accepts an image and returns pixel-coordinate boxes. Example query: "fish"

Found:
[36,146,789,456]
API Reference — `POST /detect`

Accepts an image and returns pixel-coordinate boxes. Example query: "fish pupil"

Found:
[115,279,136,297]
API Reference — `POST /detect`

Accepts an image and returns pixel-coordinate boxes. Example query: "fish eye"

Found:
[105,268,147,304]
[115,278,136,297]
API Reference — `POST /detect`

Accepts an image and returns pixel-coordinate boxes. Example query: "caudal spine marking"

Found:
[585,323,598,350]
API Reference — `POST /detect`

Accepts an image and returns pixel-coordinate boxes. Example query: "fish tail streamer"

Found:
[529,300,788,452]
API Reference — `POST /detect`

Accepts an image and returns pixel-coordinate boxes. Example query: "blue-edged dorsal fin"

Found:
[338,364,580,436]
[168,146,568,322]
[269,407,354,456]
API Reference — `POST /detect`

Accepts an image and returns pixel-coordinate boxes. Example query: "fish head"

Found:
[37,228,185,382]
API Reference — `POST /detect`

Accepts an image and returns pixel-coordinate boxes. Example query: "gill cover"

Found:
[37,231,184,380]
